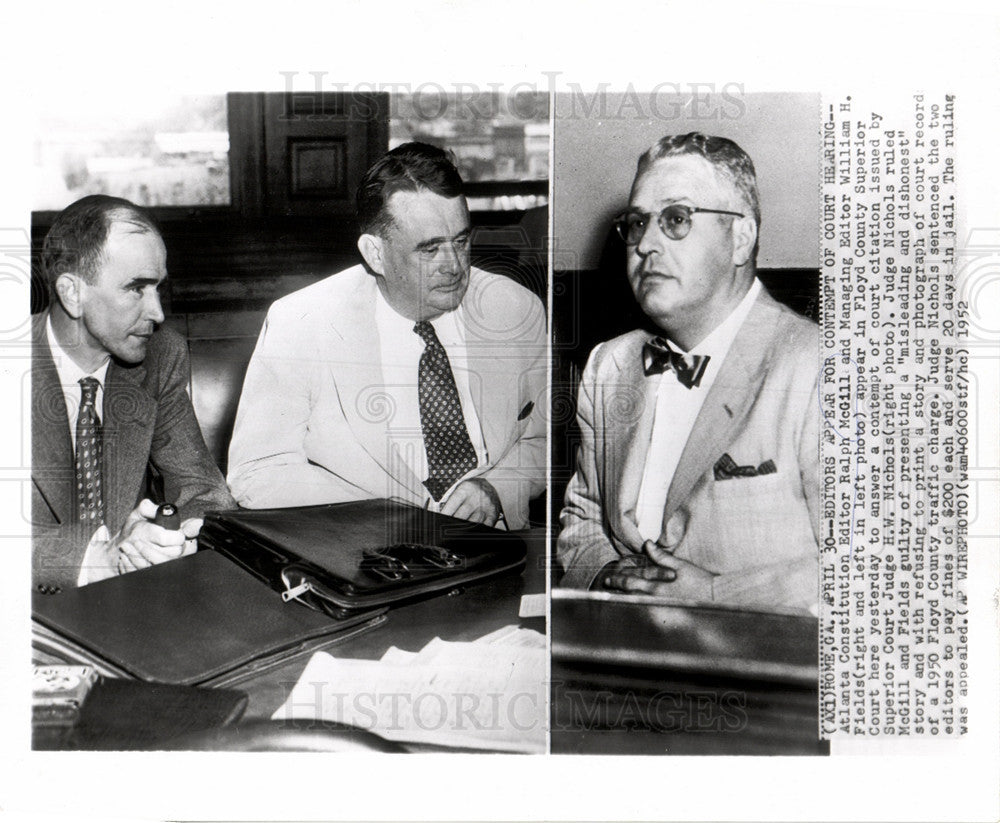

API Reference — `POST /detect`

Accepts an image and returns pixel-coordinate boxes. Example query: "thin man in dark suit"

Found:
[32,195,234,592]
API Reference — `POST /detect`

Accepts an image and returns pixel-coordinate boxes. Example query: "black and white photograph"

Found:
[549,91,826,754]
[28,89,550,753]
[1,2,999,821]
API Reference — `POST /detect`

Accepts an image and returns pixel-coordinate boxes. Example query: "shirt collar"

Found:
[46,315,111,388]
[373,284,465,344]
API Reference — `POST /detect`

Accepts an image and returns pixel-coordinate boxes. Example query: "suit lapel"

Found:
[31,313,73,524]
[462,340,502,462]
[102,357,156,531]
[663,291,780,521]
[606,334,658,542]
[332,276,426,500]
[460,274,517,464]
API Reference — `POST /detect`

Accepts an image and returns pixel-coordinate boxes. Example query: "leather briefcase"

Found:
[197,498,528,617]
[32,549,387,687]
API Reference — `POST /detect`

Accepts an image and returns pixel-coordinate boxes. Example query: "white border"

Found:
[2,1,998,821]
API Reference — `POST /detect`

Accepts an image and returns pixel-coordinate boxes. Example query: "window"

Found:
[33,91,549,216]
[34,95,230,211]
[389,92,549,211]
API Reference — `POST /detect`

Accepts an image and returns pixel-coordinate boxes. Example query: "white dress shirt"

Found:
[373,288,488,508]
[635,278,762,542]
[46,318,112,584]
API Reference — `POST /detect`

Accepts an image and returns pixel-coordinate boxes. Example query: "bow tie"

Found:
[642,337,710,389]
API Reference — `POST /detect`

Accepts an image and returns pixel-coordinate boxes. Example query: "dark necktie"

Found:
[75,377,105,525]
[414,321,478,501]
[642,336,710,389]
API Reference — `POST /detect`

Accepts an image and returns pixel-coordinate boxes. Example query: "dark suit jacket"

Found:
[557,287,821,611]
[31,312,235,590]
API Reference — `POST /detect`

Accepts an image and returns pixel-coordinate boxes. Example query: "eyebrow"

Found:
[122,276,164,289]
[413,227,471,252]
[625,198,691,212]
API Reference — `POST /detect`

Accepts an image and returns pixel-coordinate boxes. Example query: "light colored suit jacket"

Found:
[557,287,820,610]
[31,313,235,591]
[228,265,546,530]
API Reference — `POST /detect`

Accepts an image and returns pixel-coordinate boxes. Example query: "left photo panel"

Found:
[29,88,550,753]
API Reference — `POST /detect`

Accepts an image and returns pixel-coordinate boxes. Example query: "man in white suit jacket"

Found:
[228,143,545,530]
[557,132,820,611]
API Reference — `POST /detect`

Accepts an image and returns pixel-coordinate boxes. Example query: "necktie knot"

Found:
[642,337,710,389]
[79,376,100,408]
[413,321,439,348]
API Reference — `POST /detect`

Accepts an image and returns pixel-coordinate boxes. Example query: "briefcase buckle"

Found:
[360,550,411,581]
[417,545,463,569]
[280,572,314,603]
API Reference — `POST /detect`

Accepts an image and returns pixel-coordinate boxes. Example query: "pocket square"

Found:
[713,453,777,481]
[517,401,534,421]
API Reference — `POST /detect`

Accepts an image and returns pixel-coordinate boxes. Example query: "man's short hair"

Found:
[42,195,159,297]
[636,132,761,235]
[356,142,465,236]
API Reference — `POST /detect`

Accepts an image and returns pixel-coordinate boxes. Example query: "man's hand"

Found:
[597,540,715,601]
[439,478,502,526]
[111,499,201,575]
[595,555,675,593]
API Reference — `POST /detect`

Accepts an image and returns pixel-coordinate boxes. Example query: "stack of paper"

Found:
[273,626,547,752]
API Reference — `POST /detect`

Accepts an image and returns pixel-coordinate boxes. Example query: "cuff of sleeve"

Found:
[709,558,818,611]
[486,476,530,531]
[558,546,623,590]
[76,524,113,587]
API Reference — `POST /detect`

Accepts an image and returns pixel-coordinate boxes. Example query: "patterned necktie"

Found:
[75,377,105,525]
[414,321,478,501]
[642,336,710,389]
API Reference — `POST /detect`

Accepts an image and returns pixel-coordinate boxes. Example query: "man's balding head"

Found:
[43,194,161,299]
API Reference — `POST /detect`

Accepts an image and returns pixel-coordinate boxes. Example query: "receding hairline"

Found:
[378,186,470,236]
[630,153,745,209]
[355,141,465,237]
[88,211,164,270]
[634,133,761,231]
[104,207,161,237]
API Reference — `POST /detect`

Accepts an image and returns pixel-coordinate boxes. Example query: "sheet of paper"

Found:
[476,625,547,648]
[274,644,546,752]
[518,593,546,619]
[379,646,419,665]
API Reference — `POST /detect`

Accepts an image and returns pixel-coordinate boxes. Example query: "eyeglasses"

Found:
[613,204,745,245]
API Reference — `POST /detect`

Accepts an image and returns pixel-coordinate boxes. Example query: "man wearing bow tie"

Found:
[228,143,546,529]
[557,132,820,611]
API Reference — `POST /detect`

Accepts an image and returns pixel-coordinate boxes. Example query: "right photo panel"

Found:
[549,91,826,755]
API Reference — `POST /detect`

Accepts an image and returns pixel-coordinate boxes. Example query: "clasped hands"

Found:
[92,499,201,582]
[596,539,715,601]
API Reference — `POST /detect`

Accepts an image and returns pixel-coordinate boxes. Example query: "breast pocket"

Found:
[695,472,810,571]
